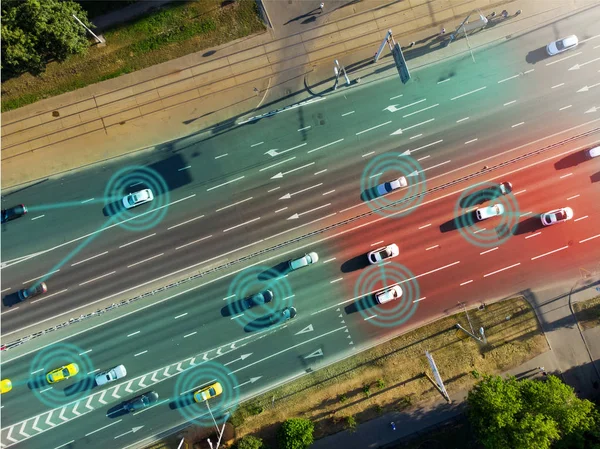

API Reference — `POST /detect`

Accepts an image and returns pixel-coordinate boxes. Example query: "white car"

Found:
[375,285,402,304]
[541,207,573,226]
[546,35,578,56]
[368,244,399,264]
[475,204,504,221]
[375,177,408,196]
[122,189,154,209]
[289,252,319,270]
[95,364,127,386]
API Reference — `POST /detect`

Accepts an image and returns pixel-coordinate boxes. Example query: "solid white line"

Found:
[580,234,600,243]
[403,103,439,118]
[85,420,122,437]
[545,51,582,66]
[465,138,478,145]
[314,169,328,175]
[330,278,343,284]
[184,332,197,338]
[362,151,375,157]
[22,270,60,284]
[503,100,516,106]
[167,215,205,230]
[551,83,564,89]
[81,198,95,204]
[356,121,391,135]
[451,86,486,101]
[207,176,244,191]
[525,232,541,239]
[483,263,520,277]
[223,217,260,232]
[250,142,264,147]
[531,246,569,261]
[409,139,443,153]
[275,207,288,214]
[371,240,384,246]
[178,166,191,171]
[456,117,469,123]
[342,111,355,116]
[298,126,311,131]
[174,313,188,319]
[119,233,156,248]
[307,138,344,154]
[127,253,164,268]
[460,280,473,286]
[512,122,524,128]
[259,157,296,172]
[426,245,439,251]
[79,271,116,286]
[268,186,280,192]
[574,216,588,222]
[498,74,519,83]
[30,288,68,304]
[71,251,109,267]
[216,197,253,212]
[566,194,580,200]
[215,153,228,159]
[390,94,403,100]
[134,351,147,357]
[410,133,422,139]
[31,215,45,220]
[53,440,75,449]
[418,223,431,229]
[322,257,336,264]
[322,190,335,196]
[480,247,498,255]
[175,235,212,250]
[559,173,572,179]
[559,105,572,111]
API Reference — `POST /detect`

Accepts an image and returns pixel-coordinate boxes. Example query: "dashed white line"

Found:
[524,69,534,74]
[362,151,375,157]
[403,118,435,132]
[417,155,430,161]
[23,270,60,284]
[559,105,572,111]
[503,100,516,106]
[559,173,573,179]
[130,182,143,187]
[168,215,205,230]
[81,198,95,204]
[207,176,245,191]
[451,86,486,101]
[127,253,164,268]
[371,240,384,246]
[53,440,75,449]
[402,103,439,118]
[134,350,148,357]
[410,133,422,139]
[251,142,264,147]
[1,287,11,293]
[79,269,116,285]
[119,233,156,248]
[72,251,109,267]
[410,139,443,153]
[215,154,228,159]
[426,245,439,251]
[85,421,123,437]
[437,78,451,84]
[356,121,392,135]
[480,247,498,255]
[498,74,519,83]
[413,297,426,303]
[574,216,588,222]
[298,126,311,131]
[31,215,45,220]
[184,332,197,338]
[465,138,478,145]
[525,232,541,239]
[216,197,253,212]
[127,331,140,338]
[275,207,288,214]
[314,169,328,175]
[473,228,486,234]
[390,94,403,100]
[322,190,335,196]
[223,217,260,232]
[87,369,100,375]
[79,349,92,355]
[531,245,569,260]
[418,224,431,229]
[460,280,473,286]
[483,263,520,277]
[520,212,532,217]
[178,165,191,171]
[268,186,281,192]
[456,117,470,123]
[307,138,344,154]
[174,313,188,319]
[514,189,526,195]
[546,51,582,66]
[322,257,336,264]
[580,233,600,243]
[175,235,212,250]
[551,83,564,89]
[364,315,377,320]
[330,278,343,284]
[566,194,580,200]
[40,387,52,393]
[31,368,44,374]
[260,157,296,172]
[512,122,524,128]
[342,111,355,116]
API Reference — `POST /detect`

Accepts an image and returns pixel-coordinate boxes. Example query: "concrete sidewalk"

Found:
[2,0,596,189]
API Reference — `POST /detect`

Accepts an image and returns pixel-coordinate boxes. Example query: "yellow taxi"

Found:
[46,363,79,384]
[1,379,12,394]
[193,381,223,403]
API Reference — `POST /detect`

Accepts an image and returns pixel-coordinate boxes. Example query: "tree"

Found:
[277,418,314,449]
[1,0,92,77]
[236,435,265,449]
[467,375,599,449]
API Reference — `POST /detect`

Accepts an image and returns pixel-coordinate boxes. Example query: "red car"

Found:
[18,282,47,301]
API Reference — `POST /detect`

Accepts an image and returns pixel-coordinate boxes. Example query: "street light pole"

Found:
[72,14,104,44]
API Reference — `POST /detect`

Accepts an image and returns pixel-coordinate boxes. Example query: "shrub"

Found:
[345,415,357,432]
[277,418,314,449]
[339,394,347,403]
[236,435,265,449]
[363,384,371,398]
[376,378,385,389]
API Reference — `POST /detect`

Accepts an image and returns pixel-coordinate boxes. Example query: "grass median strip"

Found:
[573,295,600,330]
[231,296,547,447]
[1,0,265,112]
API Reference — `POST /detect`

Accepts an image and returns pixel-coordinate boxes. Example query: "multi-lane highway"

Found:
[1,6,600,449]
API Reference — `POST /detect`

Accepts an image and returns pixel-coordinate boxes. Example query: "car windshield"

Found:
[208,388,216,396]
[377,249,389,259]
[62,368,69,376]
[554,211,566,220]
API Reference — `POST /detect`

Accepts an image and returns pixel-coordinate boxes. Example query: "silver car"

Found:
[546,35,578,56]
[95,364,127,386]
[289,252,319,270]
[122,189,154,209]
[375,177,407,196]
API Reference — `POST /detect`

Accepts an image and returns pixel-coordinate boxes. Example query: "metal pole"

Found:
[72,14,104,44]
[176,438,185,449]
[214,412,230,449]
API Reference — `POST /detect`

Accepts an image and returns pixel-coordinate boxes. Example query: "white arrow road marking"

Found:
[578,82,600,92]
[305,349,324,359]
[114,426,144,439]
[86,396,95,410]
[125,381,134,393]
[271,162,315,179]
[234,376,262,389]
[296,324,314,335]
[288,203,331,220]
[59,408,69,422]
[585,106,598,113]
[265,143,306,157]
[391,118,436,135]
[224,353,253,366]
[280,183,323,200]
[568,56,600,70]
[383,99,426,113]
[32,416,42,432]
[72,403,81,416]
[45,411,57,428]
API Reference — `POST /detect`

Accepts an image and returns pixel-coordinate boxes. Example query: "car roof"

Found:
[562,35,578,46]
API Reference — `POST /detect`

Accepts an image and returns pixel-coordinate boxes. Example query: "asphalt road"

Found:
[1,6,600,449]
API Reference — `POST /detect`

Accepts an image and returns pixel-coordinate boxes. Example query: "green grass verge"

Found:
[573,295,600,330]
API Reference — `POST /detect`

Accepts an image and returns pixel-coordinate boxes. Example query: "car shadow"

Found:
[2,292,21,307]
[554,152,587,170]
[169,394,196,410]
[439,213,474,233]
[590,172,600,183]
[511,216,542,235]
[525,47,548,65]
[64,377,96,396]
[27,375,49,390]
[102,200,128,217]
[344,296,378,314]
[459,189,501,208]
[340,254,370,273]
[221,300,246,317]
[258,262,289,280]
[360,187,380,202]
[106,405,128,418]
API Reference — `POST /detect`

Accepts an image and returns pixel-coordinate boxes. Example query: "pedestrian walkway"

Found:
[2,0,596,189]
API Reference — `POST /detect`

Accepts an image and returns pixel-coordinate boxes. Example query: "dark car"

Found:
[1,204,28,224]
[122,391,159,412]
[242,290,274,310]
[269,307,297,325]
[18,282,47,301]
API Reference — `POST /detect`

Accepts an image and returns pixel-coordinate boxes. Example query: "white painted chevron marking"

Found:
[138,377,148,388]
[19,422,31,438]
[176,363,184,373]
[203,352,209,361]
[164,367,172,377]
[151,372,159,383]
[6,426,19,443]
[86,396,95,410]
[190,357,197,366]
[72,403,81,416]
[216,348,223,356]
[32,416,42,432]
[99,390,108,404]
[125,381,134,393]
[59,408,69,422]
[112,387,121,399]
[45,411,57,428]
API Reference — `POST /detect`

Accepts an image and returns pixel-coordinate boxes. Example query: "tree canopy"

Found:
[1,0,92,77]
[467,375,599,449]
[235,435,265,449]
[277,418,314,449]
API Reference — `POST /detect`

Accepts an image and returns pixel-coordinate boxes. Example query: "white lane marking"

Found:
[465,138,478,145]
[119,233,156,248]
[580,233,600,243]
[356,121,392,135]
[473,228,486,234]
[30,289,68,304]
[437,78,451,84]
[560,173,573,179]
[298,126,311,131]
[314,169,328,175]
[53,440,75,449]
[503,100,516,106]
[559,105,572,111]
[79,349,92,355]
[184,331,197,338]
[207,176,244,192]
[480,247,498,255]
[174,313,188,319]
[259,157,296,172]
[460,280,473,286]
[371,240,384,246]
[280,183,324,200]
[498,74,519,83]
[545,51,582,66]
[483,263,520,277]
[127,253,164,268]
[418,223,431,229]
[456,117,470,122]
[134,351,148,357]
[271,162,315,179]
[426,245,439,251]
[413,297,426,303]
[85,420,122,437]
[288,203,331,220]
[566,194,580,200]
[223,217,261,232]
[130,182,143,187]
[342,111,355,116]
[402,103,439,118]
[275,207,288,214]
[1,287,11,293]
[72,251,109,267]
[267,186,280,192]
[419,160,451,173]
[31,215,45,221]
[307,138,344,154]
[167,215,205,230]
[322,257,336,264]
[330,278,343,284]
[389,99,427,112]
[551,83,564,89]
[512,122,524,128]
[175,235,212,250]
[364,315,377,320]
[402,118,435,133]
[417,155,430,161]
[87,369,100,375]
[215,154,228,159]
[223,294,235,301]
[408,139,443,153]
[525,232,541,239]
[410,133,422,139]
[250,142,264,147]
[514,189,526,195]
[362,151,375,157]
[574,216,588,222]
[451,86,487,101]
[531,245,569,261]
[390,94,403,99]
[178,166,191,171]
[216,197,253,212]
[31,368,44,374]
[520,212,532,217]
[79,271,116,286]
[524,69,534,74]
[40,387,52,393]
[322,190,335,196]
[22,269,60,284]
